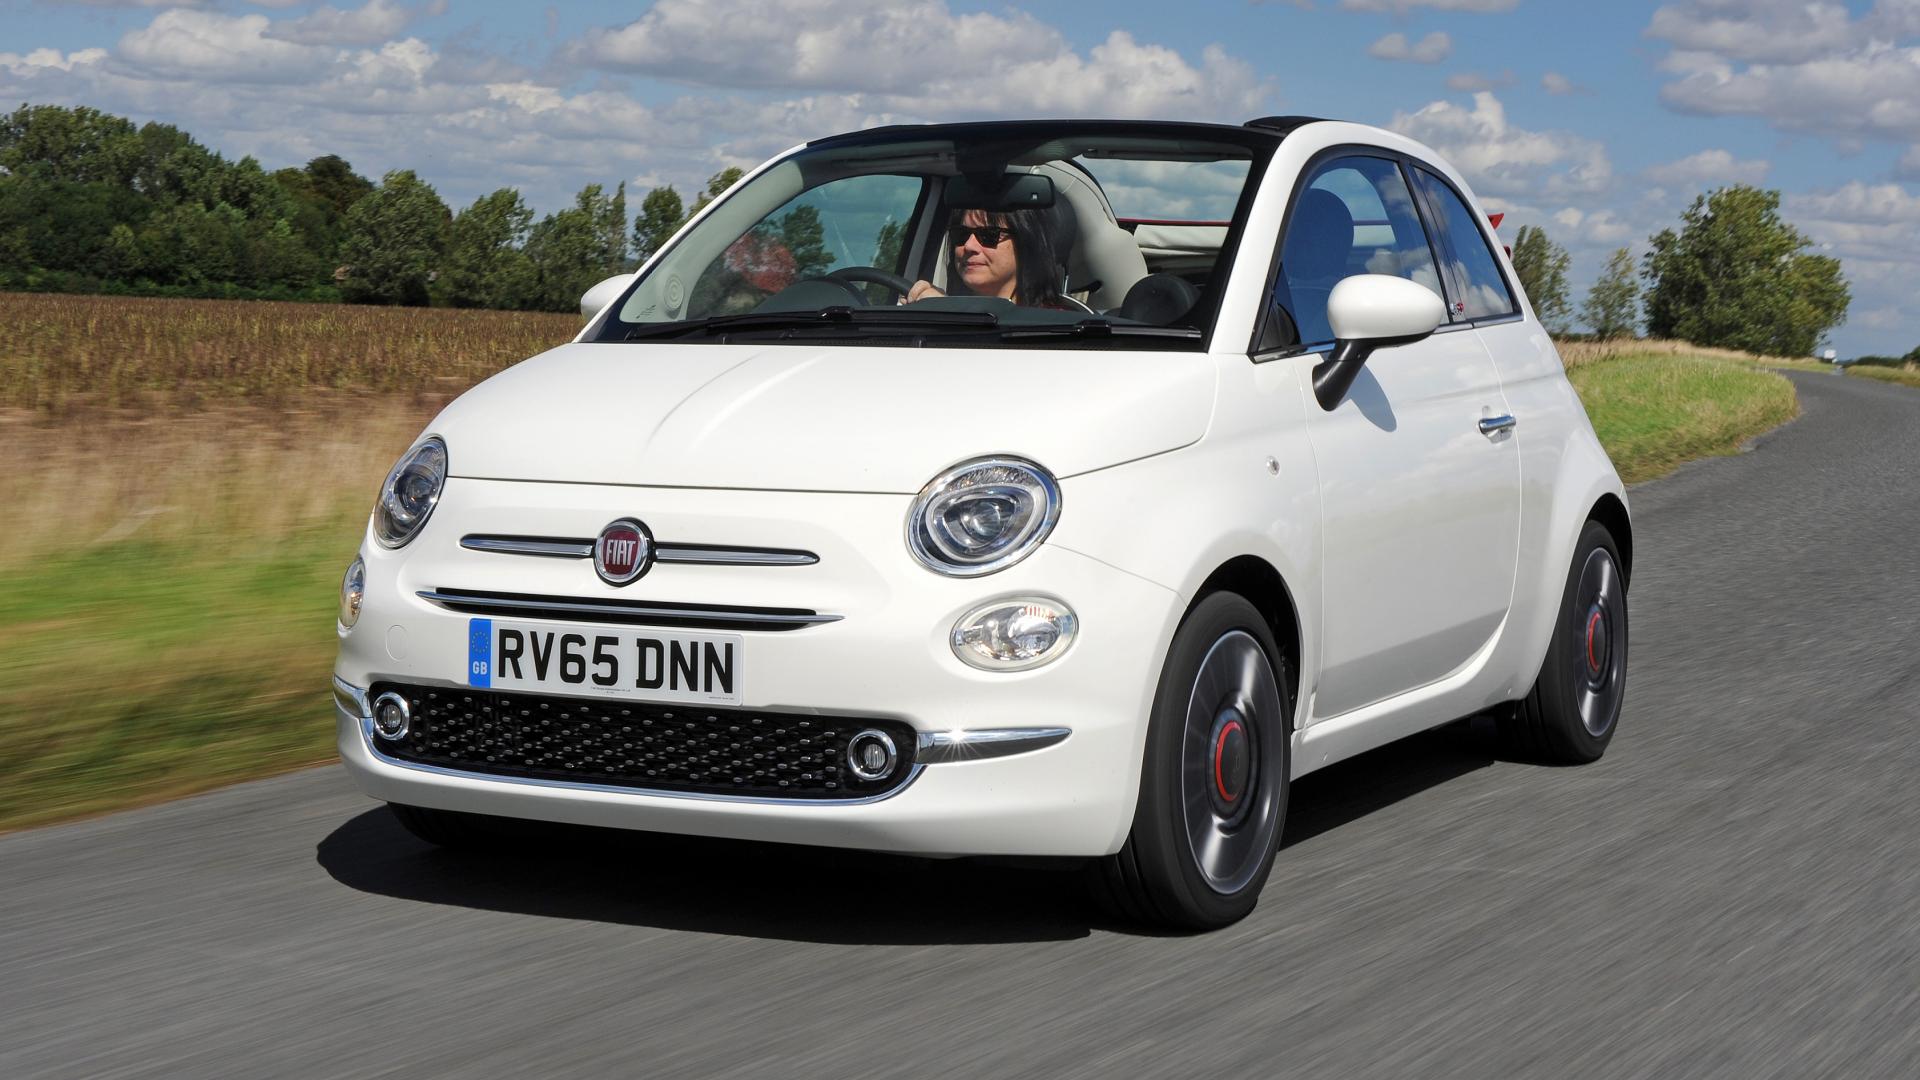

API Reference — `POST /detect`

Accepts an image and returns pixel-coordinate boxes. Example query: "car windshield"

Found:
[588,122,1273,349]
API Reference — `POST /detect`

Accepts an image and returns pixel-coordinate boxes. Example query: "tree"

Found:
[688,167,744,217]
[1509,224,1571,331]
[777,204,834,279]
[442,188,535,309]
[599,180,627,270]
[338,169,449,305]
[1643,185,1850,356]
[1582,248,1639,340]
[631,185,684,265]
[524,182,627,312]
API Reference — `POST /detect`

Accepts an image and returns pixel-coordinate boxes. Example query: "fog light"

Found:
[951,598,1077,671]
[338,556,365,630]
[371,692,410,741]
[846,729,898,781]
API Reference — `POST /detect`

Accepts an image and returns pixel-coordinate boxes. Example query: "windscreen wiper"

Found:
[624,307,1000,341]
[996,319,1203,342]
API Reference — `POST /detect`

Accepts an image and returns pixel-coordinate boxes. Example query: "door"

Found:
[1271,154,1521,720]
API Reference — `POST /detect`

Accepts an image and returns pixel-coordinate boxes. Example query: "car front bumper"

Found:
[333,477,1179,858]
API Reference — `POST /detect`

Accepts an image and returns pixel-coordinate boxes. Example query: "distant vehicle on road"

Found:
[333,117,1632,929]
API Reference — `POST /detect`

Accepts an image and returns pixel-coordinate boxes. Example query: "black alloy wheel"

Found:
[1499,520,1629,763]
[1091,592,1291,930]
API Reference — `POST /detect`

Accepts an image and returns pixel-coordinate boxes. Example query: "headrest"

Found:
[1116,273,1200,326]
[1284,188,1354,282]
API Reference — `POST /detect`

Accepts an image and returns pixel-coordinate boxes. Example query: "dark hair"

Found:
[945,206,1068,308]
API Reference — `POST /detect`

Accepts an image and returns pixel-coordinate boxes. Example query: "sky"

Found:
[1,0,1917,357]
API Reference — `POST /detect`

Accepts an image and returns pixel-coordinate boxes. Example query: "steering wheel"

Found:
[824,265,915,299]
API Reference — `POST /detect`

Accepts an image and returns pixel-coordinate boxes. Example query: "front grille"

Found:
[368,683,916,799]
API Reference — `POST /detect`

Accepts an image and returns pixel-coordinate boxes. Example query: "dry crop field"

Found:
[0,291,1797,830]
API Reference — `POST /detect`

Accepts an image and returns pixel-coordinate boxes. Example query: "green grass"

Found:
[0,528,353,830]
[1568,352,1800,484]
[1847,365,1920,390]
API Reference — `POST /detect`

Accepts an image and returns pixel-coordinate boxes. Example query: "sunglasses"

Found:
[948,224,1015,248]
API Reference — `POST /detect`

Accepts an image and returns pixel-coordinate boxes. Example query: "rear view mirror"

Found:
[943,173,1057,211]
[580,273,637,321]
[1312,275,1447,410]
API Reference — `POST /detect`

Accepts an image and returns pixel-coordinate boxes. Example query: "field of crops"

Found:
[0,292,1805,830]
[0,292,580,411]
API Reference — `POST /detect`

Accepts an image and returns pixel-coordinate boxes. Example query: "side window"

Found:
[1272,156,1442,348]
[1411,167,1515,321]
[690,174,924,317]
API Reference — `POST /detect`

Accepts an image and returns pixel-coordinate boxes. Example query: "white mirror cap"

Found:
[580,273,638,320]
[1326,274,1447,343]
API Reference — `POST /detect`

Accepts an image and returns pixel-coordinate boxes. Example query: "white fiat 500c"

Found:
[334,117,1630,929]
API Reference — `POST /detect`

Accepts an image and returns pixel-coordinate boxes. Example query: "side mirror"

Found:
[1311,275,1447,410]
[580,273,638,321]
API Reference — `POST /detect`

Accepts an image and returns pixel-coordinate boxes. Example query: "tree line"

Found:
[1508,185,1852,358]
[0,104,757,313]
[1,103,1859,352]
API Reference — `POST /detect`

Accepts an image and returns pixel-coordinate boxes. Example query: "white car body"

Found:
[335,119,1627,888]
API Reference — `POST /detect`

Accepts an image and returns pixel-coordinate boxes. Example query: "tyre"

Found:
[1499,520,1628,763]
[1091,592,1291,930]
[388,803,536,849]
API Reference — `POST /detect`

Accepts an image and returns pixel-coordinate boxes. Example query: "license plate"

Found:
[466,618,743,705]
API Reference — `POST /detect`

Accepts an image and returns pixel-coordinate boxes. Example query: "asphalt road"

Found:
[5,370,1918,1079]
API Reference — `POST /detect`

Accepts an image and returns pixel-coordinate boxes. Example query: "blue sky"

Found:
[3,0,1917,356]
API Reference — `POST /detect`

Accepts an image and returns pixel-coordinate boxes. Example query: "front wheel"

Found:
[1498,520,1628,763]
[1091,592,1291,930]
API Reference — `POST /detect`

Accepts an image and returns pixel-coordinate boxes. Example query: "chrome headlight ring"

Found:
[373,436,448,549]
[906,456,1061,577]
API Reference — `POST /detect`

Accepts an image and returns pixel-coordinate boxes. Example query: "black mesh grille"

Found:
[368,683,916,799]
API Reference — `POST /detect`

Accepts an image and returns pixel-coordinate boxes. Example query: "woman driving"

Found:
[906,206,1070,308]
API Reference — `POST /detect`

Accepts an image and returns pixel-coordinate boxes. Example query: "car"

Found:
[333,117,1631,929]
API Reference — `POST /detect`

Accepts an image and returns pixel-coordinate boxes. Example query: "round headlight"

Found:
[373,437,447,548]
[907,457,1060,576]
[952,598,1078,670]
[338,556,365,629]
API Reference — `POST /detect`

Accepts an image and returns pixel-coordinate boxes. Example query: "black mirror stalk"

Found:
[1310,331,1434,411]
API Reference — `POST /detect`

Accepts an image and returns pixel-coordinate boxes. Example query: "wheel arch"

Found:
[1587,492,1633,587]
[1190,554,1304,729]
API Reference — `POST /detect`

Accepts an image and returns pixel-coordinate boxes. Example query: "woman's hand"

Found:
[905,280,945,303]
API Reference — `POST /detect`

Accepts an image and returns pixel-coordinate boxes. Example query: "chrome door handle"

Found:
[1478,414,1518,435]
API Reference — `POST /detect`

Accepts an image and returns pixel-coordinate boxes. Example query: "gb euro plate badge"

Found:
[467,617,743,705]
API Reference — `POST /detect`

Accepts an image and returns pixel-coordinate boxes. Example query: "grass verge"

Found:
[1846,364,1920,390]
[1567,351,1799,484]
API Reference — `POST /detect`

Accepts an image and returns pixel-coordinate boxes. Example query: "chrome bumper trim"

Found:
[462,535,818,566]
[332,676,371,719]
[915,727,1071,764]
[415,590,843,627]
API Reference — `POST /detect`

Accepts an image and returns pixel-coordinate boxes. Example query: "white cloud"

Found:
[117,10,334,83]
[1643,148,1770,187]
[1340,0,1518,12]
[1646,0,1857,65]
[1368,31,1452,64]
[1389,92,1614,198]
[1446,70,1512,92]
[565,0,1270,121]
[1647,1,1920,146]
[1549,206,1636,245]
[1541,71,1585,95]
[0,47,110,73]
[267,0,440,49]
[0,0,1272,216]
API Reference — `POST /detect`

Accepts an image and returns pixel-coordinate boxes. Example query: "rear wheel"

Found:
[1091,592,1291,930]
[1499,520,1628,763]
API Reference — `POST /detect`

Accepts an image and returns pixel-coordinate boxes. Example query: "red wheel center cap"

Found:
[1214,719,1249,803]
[1585,609,1607,675]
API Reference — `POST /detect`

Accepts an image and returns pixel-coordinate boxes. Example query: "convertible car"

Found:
[333,116,1630,929]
